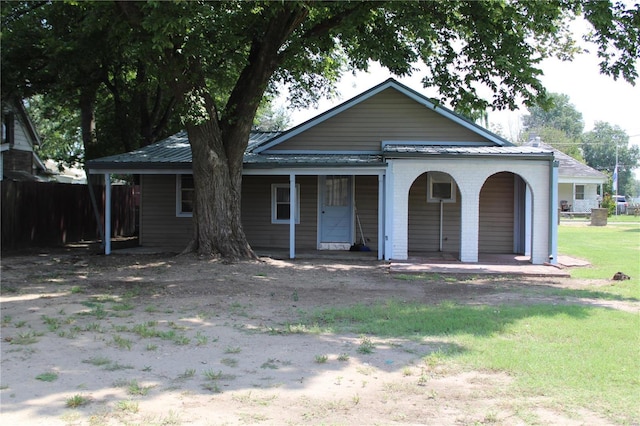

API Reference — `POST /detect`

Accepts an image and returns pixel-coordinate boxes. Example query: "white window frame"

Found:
[427,172,456,203]
[271,183,300,224]
[176,174,194,217]
[575,184,585,200]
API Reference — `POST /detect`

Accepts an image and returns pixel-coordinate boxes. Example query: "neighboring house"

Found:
[1,98,48,181]
[44,160,87,184]
[526,139,607,213]
[88,79,558,264]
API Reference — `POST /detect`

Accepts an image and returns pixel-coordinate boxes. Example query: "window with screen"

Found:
[271,184,300,224]
[427,172,456,203]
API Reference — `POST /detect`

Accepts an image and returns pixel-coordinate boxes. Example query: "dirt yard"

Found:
[0,249,631,425]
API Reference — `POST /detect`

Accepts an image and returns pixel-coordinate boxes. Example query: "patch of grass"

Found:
[116,399,139,413]
[66,394,90,408]
[260,359,279,370]
[306,300,639,424]
[131,323,159,338]
[195,331,208,345]
[111,302,135,311]
[224,346,241,354]
[35,372,58,382]
[70,286,84,294]
[11,330,40,345]
[105,362,134,372]
[221,358,238,367]
[202,369,224,381]
[127,380,153,396]
[146,343,158,351]
[337,353,350,362]
[114,379,153,396]
[314,354,328,363]
[112,335,133,350]
[83,356,111,367]
[82,303,108,319]
[356,336,375,354]
[177,369,196,380]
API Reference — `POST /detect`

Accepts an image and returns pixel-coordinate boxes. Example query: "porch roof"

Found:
[87,130,383,172]
[383,144,554,159]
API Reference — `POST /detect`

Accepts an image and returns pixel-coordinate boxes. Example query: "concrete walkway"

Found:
[389,253,575,277]
[108,245,578,278]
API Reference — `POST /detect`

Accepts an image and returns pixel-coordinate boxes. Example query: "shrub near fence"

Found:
[1,180,136,250]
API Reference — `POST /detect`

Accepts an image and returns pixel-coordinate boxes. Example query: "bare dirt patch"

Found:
[0,250,628,425]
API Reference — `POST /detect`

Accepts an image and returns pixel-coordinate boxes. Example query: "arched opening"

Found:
[479,172,531,259]
[408,171,461,259]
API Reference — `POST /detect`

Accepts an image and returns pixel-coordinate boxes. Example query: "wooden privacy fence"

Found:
[1,180,137,250]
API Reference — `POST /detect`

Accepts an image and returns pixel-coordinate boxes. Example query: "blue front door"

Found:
[320,175,352,243]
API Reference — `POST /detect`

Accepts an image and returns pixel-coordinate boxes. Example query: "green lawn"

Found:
[559,223,640,298]
[303,224,640,424]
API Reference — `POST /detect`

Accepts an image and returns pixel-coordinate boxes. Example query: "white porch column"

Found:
[549,161,559,265]
[384,167,394,260]
[378,173,384,260]
[104,173,112,255]
[459,191,480,262]
[289,173,296,259]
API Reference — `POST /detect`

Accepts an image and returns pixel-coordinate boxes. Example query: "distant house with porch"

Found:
[88,79,559,264]
[526,139,607,214]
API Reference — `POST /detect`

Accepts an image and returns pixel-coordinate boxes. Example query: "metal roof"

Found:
[88,131,281,171]
[383,144,554,159]
[88,130,383,171]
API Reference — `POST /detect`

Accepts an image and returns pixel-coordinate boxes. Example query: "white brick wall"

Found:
[386,157,553,264]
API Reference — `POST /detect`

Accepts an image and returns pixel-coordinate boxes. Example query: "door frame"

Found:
[317,175,355,249]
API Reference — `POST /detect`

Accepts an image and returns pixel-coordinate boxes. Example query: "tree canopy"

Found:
[3,1,639,259]
[582,122,640,196]
[520,92,585,160]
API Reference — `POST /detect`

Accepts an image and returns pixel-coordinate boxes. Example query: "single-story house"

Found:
[525,139,607,214]
[88,79,559,264]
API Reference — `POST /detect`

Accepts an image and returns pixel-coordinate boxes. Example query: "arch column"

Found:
[459,190,480,262]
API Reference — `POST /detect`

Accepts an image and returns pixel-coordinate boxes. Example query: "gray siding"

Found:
[241,175,318,249]
[140,174,384,252]
[271,88,490,152]
[140,174,192,250]
[141,174,319,250]
[479,172,514,253]
[408,173,461,253]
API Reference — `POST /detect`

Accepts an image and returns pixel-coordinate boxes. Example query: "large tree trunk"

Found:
[185,118,256,261]
[180,5,310,260]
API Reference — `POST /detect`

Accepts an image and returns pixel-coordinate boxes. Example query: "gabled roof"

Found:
[525,140,607,182]
[2,98,42,147]
[252,78,512,153]
[88,79,533,174]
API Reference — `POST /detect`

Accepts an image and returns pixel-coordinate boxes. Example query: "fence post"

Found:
[105,173,111,255]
